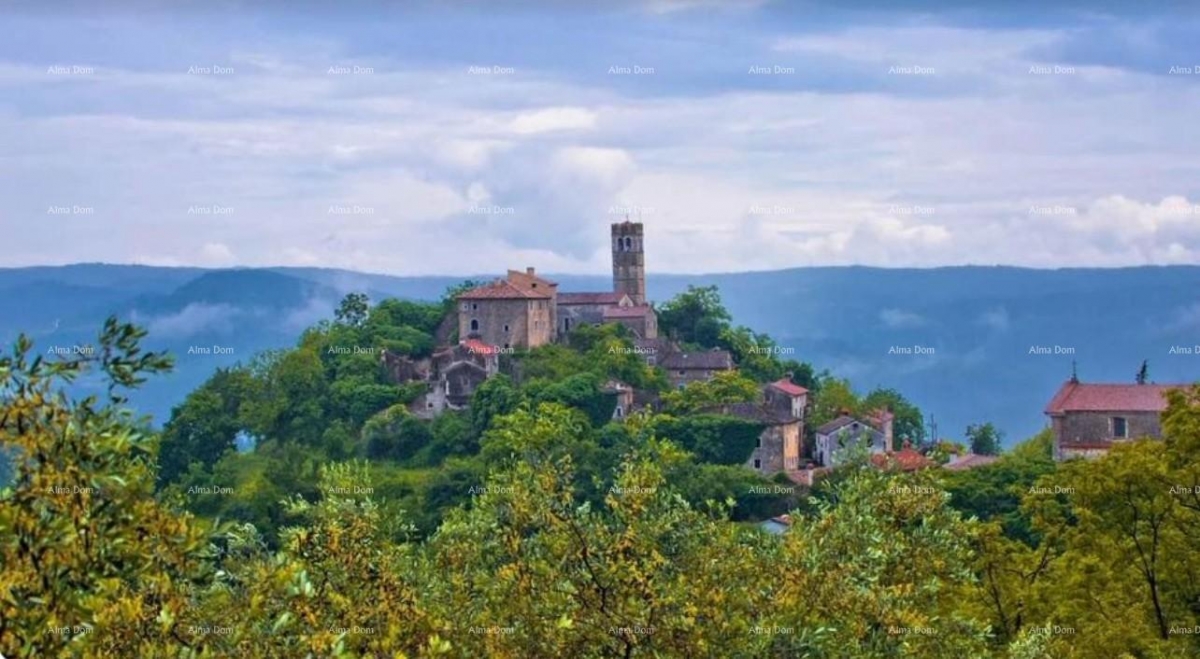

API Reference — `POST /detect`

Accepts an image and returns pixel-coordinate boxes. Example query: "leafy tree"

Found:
[808,376,860,428]
[361,404,432,462]
[661,369,760,415]
[0,319,219,657]
[861,387,923,445]
[334,292,370,327]
[469,374,524,436]
[656,284,732,347]
[966,422,1003,456]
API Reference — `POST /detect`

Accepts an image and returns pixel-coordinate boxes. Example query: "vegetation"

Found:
[4,289,1200,657]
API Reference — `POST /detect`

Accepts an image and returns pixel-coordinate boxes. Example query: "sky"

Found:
[1,1,1199,275]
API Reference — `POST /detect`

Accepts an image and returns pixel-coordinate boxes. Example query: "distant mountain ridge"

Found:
[2,263,1197,444]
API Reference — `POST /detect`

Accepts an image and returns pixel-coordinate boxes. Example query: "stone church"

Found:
[457,221,658,349]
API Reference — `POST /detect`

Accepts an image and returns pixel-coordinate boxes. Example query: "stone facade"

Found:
[661,349,734,388]
[410,340,501,419]
[748,420,802,473]
[612,221,646,305]
[1044,380,1181,460]
[814,416,889,467]
[458,268,556,350]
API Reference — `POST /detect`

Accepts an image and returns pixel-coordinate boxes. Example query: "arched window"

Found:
[623,236,632,251]
[470,319,479,332]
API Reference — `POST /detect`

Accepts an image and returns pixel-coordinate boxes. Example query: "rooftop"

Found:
[559,291,629,305]
[660,349,733,370]
[1044,381,1184,414]
[768,378,808,397]
[459,267,556,300]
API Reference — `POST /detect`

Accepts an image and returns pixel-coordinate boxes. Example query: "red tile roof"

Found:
[559,292,629,305]
[459,268,557,300]
[871,446,935,472]
[1044,381,1182,415]
[462,339,500,355]
[769,378,808,397]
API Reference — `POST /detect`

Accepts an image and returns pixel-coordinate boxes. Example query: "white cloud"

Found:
[508,107,597,135]
[880,308,927,329]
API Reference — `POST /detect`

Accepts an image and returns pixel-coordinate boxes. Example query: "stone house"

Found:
[458,267,557,350]
[410,339,500,419]
[1044,379,1184,460]
[709,378,808,476]
[660,348,735,388]
[814,412,894,467]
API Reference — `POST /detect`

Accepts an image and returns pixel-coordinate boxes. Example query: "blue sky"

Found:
[2,1,1199,274]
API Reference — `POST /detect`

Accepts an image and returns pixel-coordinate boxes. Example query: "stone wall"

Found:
[459,298,553,349]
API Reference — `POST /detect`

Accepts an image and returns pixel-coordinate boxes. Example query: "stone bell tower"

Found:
[611,221,646,305]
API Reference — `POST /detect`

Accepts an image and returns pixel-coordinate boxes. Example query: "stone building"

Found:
[612,220,647,305]
[457,267,557,350]
[410,339,500,419]
[814,411,894,467]
[1044,379,1183,460]
[706,378,808,476]
[457,221,658,347]
[660,348,735,388]
[557,292,632,334]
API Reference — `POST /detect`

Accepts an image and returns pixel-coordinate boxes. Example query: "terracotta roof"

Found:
[459,279,552,300]
[769,378,808,397]
[603,305,655,319]
[1044,381,1182,415]
[559,292,629,305]
[660,349,733,370]
[943,453,1000,471]
[871,446,935,471]
[462,339,500,355]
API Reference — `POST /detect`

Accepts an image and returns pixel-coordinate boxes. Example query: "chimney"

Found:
[526,267,535,275]
[784,371,794,381]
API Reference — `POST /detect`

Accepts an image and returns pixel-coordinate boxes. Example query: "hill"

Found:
[1,263,1197,443]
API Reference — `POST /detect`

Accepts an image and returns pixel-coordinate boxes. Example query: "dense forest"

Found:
[3,287,1200,658]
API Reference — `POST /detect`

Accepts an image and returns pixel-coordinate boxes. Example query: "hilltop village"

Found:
[379,220,1190,483]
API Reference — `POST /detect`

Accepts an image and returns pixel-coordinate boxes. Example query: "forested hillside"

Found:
[3,290,1200,657]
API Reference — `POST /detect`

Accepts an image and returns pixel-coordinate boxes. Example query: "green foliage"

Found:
[661,369,760,414]
[653,413,765,465]
[0,319,217,657]
[809,375,860,428]
[863,386,924,444]
[966,421,1003,456]
[333,292,369,327]
[656,284,731,347]
[361,404,432,462]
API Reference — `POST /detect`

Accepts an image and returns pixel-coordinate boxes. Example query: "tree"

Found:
[808,376,860,428]
[660,369,760,415]
[1136,359,1149,385]
[656,285,732,347]
[966,422,1003,456]
[334,292,370,327]
[0,319,219,657]
[862,387,924,445]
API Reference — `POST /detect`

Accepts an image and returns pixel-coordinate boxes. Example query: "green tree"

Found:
[862,387,924,445]
[966,422,1003,456]
[0,319,219,657]
[334,292,370,327]
[656,285,732,347]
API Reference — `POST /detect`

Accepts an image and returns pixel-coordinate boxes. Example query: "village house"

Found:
[706,377,808,476]
[814,410,894,467]
[409,339,500,419]
[1044,377,1184,460]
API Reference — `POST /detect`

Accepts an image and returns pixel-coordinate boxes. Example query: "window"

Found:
[1113,416,1129,438]
[470,319,479,331]
[503,324,510,333]
[753,459,761,470]
[564,318,572,331]
[623,236,632,251]
[756,436,762,448]
[471,303,478,311]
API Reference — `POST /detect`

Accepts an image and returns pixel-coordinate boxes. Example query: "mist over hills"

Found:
[2,263,1197,445]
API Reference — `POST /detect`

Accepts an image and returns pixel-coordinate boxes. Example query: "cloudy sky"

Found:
[2,1,1199,274]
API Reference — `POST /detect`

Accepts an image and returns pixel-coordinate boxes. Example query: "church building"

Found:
[457,221,658,349]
